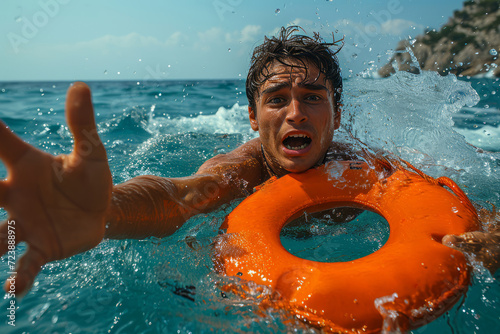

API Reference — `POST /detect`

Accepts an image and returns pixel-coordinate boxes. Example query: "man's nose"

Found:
[286,99,308,124]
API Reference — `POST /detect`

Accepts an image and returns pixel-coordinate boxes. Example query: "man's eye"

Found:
[268,97,284,104]
[305,95,321,102]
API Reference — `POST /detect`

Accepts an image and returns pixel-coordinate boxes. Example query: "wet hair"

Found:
[246,26,343,111]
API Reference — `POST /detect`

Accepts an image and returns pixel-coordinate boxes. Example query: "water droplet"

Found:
[275,8,280,14]
[351,53,358,59]
[104,70,108,74]
[15,16,22,22]
[489,49,498,56]
[228,48,231,52]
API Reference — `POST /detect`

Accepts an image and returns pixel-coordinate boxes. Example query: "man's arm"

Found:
[104,139,265,239]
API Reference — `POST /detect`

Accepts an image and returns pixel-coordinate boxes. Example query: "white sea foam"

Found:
[144,103,256,139]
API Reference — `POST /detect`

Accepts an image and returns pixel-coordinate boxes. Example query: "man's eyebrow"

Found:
[298,82,330,92]
[260,82,291,96]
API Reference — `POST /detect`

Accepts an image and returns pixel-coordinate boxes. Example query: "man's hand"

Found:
[0,82,112,296]
[443,229,500,274]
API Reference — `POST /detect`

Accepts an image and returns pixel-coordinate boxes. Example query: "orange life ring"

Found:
[215,159,479,333]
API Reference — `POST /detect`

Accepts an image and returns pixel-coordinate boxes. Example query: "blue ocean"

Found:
[0,72,499,333]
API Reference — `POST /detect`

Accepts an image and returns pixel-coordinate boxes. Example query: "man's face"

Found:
[249,59,340,175]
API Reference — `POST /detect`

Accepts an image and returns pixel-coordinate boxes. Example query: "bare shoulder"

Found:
[196,138,266,192]
[197,138,262,172]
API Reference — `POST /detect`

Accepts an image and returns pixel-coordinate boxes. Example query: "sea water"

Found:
[0,72,499,333]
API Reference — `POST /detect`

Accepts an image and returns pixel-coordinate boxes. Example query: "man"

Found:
[0,26,498,297]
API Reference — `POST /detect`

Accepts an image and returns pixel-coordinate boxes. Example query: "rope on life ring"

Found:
[214,159,479,333]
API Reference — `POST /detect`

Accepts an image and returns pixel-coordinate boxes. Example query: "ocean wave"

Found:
[143,103,256,139]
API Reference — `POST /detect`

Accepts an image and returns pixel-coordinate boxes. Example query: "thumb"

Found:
[4,245,46,298]
[65,82,106,161]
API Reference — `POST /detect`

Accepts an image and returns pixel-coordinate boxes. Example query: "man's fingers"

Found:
[443,231,500,253]
[444,232,500,274]
[4,245,46,296]
[65,82,106,161]
[443,233,483,253]
[0,121,29,167]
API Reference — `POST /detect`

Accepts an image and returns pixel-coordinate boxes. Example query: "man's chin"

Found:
[282,161,317,174]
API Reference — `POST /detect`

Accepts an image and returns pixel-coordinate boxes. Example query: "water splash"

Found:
[342,71,499,207]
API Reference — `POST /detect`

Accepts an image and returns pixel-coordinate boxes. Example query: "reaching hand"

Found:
[0,82,112,296]
[443,229,500,274]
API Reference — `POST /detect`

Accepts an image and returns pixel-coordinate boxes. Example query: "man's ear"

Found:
[249,106,259,131]
[333,106,341,130]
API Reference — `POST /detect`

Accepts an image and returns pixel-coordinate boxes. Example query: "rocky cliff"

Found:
[378,0,500,78]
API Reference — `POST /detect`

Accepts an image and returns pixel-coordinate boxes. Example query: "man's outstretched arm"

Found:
[104,138,264,239]
[104,172,253,239]
[0,82,260,296]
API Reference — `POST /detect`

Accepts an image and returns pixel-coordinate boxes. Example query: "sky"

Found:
[0,0,466,81]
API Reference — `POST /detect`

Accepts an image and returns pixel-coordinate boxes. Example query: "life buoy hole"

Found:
[280,207,390,263]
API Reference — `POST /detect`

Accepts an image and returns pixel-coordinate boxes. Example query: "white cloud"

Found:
[333,18,422,38]
[223,25,262,43]
[194,25,262,51]
[32,31,189,64]
[240,25,261,43]
[197,27,224,42]
[63,32,189,55]
[334,19,369,35]
[165,31,189,46]
[381,19,422,35]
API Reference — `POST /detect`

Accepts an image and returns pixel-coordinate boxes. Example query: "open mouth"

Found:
[283,134,312,150]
